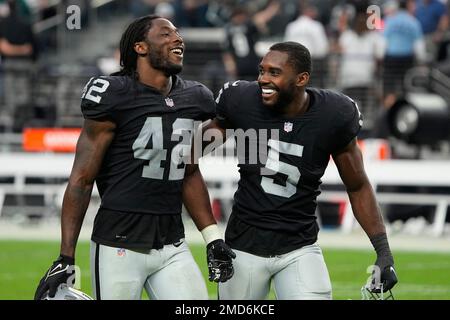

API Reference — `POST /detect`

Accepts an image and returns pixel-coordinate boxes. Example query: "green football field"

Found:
[0,240,449,300]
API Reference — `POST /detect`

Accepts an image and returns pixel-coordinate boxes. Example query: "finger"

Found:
[35,283,49,300]
[48,284,59,298]
[228,266,234,280]
[227,248,236,259]
[218,267,228,283]
[383,278,398,292]
[221,267,234,282]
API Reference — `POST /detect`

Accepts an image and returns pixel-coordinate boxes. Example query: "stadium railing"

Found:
[1,151,449,236]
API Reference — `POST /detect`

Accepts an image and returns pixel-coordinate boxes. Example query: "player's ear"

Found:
[134,41,148,57]
[297,72,310,87]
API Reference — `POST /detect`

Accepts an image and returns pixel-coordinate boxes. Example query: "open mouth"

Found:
[261,87,277,99]
[170,47,184,57]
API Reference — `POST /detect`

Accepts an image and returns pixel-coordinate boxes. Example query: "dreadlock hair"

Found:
[269,42,312,75]
[112,15,161,77]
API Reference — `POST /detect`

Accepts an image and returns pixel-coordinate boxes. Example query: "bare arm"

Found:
[190,118,227,166]
[222,52,238,79]
[252,0,280,34]
[332,138,385,237]
[60,119,115,258]
[185,118,227,227]
[433,14,449,43]
[202,118,227,151]
[0,39,32,56]
[185,122,236,283]
[333,138,397,292]
[182,163,216,230]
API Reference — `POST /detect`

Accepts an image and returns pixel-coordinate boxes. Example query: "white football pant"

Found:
[219,243,332,300]
[90,240,208,300]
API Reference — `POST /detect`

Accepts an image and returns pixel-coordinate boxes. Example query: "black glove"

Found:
[206,239,236,283]
[370,233,398,293]
[34,255,75,300]
[371,255,398,293]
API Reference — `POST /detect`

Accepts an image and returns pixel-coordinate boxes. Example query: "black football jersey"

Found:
[80,75,215,248]
[224,21,260,78]
[215,80,362,255]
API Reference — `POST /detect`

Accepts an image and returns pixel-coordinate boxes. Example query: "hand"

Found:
[370,255,398,293]
[206,239,236,283]
[34,255,75,300]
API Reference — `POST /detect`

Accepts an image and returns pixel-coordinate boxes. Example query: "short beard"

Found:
[147,43,183,76]
[272,83,296,111]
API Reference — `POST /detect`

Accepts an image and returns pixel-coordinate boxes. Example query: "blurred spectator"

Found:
[204,0,235,27]
[284,1,329,87]
[337,12,385,128]
[222,1,280,81]
[97,47,120,75]
[155,1,175,20]
[309,0,337,27]
[383,0,425,107]
[415,0,448,36]
[174,0,211,27]
[348,0,371,14]
[383,0,401,18]
[329,1,356,37]
[265,0,299,36]
[0,0,37,132]
[415,0,449,60]
[0,0,31,22]
[436,29,450,62]
[129,0,159,18]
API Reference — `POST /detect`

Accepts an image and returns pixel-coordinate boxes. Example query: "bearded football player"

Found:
[203,41,397,299]
[34,15,235,300]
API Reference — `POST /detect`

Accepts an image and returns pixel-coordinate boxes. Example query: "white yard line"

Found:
[1,219,449,253]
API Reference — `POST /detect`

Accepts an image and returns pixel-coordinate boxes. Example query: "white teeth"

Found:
[171,49,183,55]
[262,88,275,94]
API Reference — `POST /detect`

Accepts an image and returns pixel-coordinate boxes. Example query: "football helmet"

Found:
[42,284,93,300]
[361,284,394,300]
[206,239,236,283]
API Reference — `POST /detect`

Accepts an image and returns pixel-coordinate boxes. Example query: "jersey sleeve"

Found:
[197,84,216,121]
[80,76,122,120]
[215,81,240,129]
[331,96,363,153]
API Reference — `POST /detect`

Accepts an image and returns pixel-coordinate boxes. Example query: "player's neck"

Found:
[283,90,310,118]
[137,63,173,96]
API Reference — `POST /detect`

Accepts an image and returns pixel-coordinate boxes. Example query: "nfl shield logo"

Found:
[165,97,175,108]
[117,248,126,257]
[284,122,293,132]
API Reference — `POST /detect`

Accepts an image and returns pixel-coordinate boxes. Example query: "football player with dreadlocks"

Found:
[34,15,235,300]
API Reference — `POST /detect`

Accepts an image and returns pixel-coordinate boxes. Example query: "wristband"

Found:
[369,233,392,258]
[201,224,222,245]
[58,254,75,265]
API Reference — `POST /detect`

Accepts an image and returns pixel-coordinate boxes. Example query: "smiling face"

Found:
[141,18,185,75]
[258,50,301,110]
